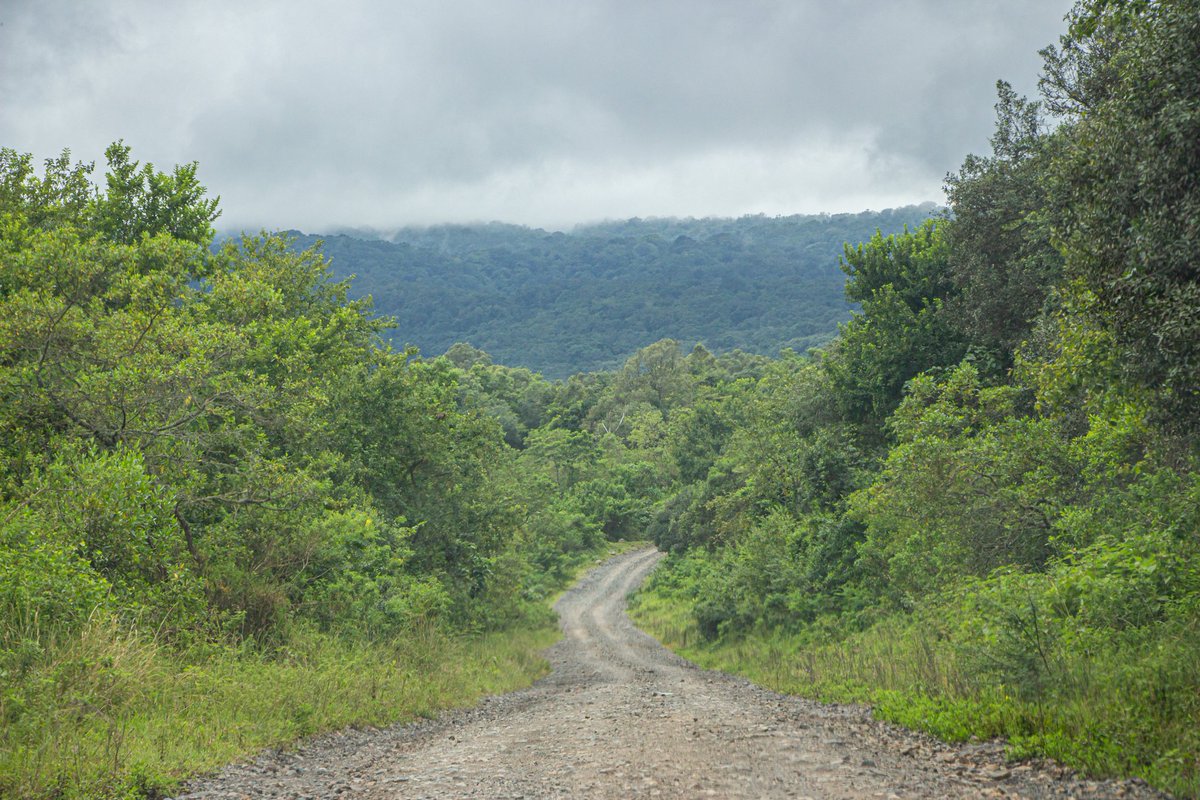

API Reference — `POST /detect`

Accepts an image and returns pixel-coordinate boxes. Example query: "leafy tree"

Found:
[943,82,1063,362]
[444,341,492,369]
[824,219,965,428]
[851,363,1072,605]
[665,398,732,484]
[93,141,220,246]
[614,339,692,411]
[328,353,515,609]
[1038,0,1141,117]
[0,148,95,232]
[1048,0,1200,430]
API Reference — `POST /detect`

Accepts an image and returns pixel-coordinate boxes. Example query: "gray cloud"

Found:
[0,0,1072,230]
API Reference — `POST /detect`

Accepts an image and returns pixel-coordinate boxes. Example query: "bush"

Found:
[1,443,204,652]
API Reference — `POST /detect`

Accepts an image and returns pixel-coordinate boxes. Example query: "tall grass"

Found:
[0,541,650,799]
[0,615,555,799]
[629,588,1200,798]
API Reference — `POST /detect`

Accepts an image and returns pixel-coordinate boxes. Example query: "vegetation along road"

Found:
[174,548,1165,799]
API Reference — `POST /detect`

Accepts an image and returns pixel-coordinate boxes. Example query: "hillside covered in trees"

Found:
[2,0,1198,798]
[282,205,936,377]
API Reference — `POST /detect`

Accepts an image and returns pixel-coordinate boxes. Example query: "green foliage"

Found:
[0,148,95,232]
[11,444,204,631]
[570,461,662,541]
[93,141,220,246]
[732,356,867,514]
[0,516,110,654]
[851,363,1071,603]
[1048,0,1200,429]
[826,219,966,426]
[283,205,938,377]
[0,145,662,797]
[288,509,448,636]
[943,81,1062,361]
[841,218,954,310]
[449,355,555,447]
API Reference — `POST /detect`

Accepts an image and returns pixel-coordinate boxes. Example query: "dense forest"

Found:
[2,0,1198,798]
[281,205,936,377]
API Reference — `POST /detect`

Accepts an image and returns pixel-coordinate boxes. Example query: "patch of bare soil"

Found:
[174,547,1169,799]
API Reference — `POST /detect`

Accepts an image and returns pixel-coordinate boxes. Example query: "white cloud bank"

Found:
[0,0,1072,230]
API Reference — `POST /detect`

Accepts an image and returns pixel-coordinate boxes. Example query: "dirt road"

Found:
[176,547,1166,799]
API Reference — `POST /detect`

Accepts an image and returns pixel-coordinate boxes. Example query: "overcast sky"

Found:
[1,0,1073,232]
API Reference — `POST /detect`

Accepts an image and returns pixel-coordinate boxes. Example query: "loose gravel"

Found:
[173,547,1170,799]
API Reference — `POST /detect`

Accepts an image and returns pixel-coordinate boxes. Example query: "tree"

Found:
[943,82,1063,363]
[1048,0,1200,430]
[825,219,965,427]
[850,363,1073,605]
[613,339,693,414]
[92,141,220,246]
[0,148,94,232]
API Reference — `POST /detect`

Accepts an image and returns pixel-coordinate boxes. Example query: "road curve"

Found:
[175,547,1167,799]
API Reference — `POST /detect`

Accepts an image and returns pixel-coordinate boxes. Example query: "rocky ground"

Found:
[174,547,1170,799]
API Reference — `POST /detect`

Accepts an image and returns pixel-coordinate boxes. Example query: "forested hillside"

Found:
[283,205,936,377]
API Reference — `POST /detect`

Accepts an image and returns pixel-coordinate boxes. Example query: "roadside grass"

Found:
[628,586,1200,799]
[0,620,555,800]
[0,542,644,800]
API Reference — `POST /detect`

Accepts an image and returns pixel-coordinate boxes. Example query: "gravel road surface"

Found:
[175,546,1168,799]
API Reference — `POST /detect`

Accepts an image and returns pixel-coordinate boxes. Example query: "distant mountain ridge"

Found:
[282,204,939,377]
